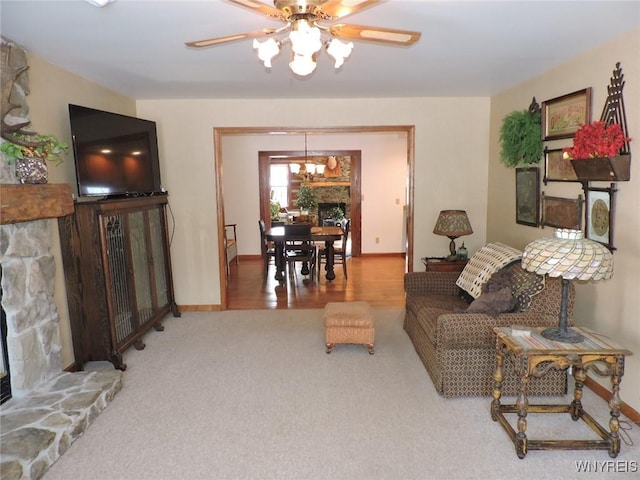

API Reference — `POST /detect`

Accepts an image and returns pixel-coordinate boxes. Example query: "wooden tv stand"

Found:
[59,195,180,370]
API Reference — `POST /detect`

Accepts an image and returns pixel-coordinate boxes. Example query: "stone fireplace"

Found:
[0,186,122,480]
[0,185,75,398]
[1,38,121,479]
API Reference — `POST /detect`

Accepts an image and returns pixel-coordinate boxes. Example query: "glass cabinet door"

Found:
[128,210,154,326]
[103,214,134,345]
[148,207,169,308]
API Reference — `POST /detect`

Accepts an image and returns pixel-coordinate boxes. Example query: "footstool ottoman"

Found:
[324,301,375,354]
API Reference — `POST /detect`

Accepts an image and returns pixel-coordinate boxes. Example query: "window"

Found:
[270,164,289,209]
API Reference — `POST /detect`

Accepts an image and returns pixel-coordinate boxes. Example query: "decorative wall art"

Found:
[568,63,632,182]
[515,167,540,227]
[323,155,342,177]
[585,184,616,250]
[543,147,578,183]
[541,88,592,140]
[541,193,583,230]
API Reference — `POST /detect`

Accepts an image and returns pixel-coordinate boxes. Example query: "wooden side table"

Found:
[491,326,632,459]
[421,257,468,272]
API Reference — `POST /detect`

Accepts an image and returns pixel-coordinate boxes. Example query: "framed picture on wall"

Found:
[541,88,592,140]
[515,167,540,227]
[543,147,578,183]
[585,184,616,250]
[541,193,583,230]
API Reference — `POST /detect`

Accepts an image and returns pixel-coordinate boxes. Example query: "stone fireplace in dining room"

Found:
[315,185,350,226]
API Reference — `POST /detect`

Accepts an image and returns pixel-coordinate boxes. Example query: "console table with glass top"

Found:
[491,326,632,459]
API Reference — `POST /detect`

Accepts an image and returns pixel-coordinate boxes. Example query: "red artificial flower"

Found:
[563,122,631,159]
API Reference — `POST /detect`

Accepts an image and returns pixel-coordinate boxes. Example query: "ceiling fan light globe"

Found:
[289,20,322,56]
[253,38,280,67]
[326,38,353,68]
[84,0,113,7]
[289,53,317,76]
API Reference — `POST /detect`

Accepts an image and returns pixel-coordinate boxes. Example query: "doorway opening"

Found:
[258,150,362,257]
[214,126,416,310]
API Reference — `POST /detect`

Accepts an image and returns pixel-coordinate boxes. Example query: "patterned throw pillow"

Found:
[466,287,515,317]
[455,243,523,299]
[509,263,545,311]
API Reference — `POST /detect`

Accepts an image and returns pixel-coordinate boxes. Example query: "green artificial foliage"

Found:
[499,110,543,167]
[295,185,318,211]
[326,206,344,220]
[270,200,281,221]
[0,133,68,165]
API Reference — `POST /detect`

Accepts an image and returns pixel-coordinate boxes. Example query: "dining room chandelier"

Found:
[253,19,354,76]
[289,132,326,180]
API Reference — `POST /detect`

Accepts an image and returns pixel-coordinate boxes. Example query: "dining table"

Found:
[265,225,344,283]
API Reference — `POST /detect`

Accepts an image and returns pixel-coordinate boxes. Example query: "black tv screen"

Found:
[68,104,163,197]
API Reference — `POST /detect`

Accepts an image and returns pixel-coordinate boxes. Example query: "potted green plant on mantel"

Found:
[564,121,632,181]
[0,133,68,184]
[295,185,317,214]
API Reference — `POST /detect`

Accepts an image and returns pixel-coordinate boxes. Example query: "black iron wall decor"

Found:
[570,62,632,182]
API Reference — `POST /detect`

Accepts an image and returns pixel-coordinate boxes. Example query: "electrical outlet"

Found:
[395,198,400,205]
[375,237,380,244]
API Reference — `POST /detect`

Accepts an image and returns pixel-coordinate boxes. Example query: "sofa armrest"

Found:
[437,312,563,349]
[404,271,461,296]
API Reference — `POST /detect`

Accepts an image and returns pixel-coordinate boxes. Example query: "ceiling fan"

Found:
[185,0,421,76]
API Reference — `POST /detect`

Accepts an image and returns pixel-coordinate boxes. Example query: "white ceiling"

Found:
[1,0,639,100]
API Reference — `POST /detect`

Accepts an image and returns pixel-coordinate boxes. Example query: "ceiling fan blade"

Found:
[185,29,278,48]
[317,0,382,19]
[329,23,421,46]
[228,0,287,21]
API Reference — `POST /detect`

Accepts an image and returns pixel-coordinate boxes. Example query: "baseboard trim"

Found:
[64,363,78,372]
[238,254,261,261]
[585,377,640,426]
[178,305,222,312]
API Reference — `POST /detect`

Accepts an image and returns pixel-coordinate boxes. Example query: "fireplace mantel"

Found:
[0,183,74,224]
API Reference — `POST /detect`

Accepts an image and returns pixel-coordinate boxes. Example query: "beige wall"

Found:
[136,98,491,307]
[25,53,137,369]
[488,29,640,410]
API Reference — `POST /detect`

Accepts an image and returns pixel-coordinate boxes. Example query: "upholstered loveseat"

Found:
[404,243,573,397]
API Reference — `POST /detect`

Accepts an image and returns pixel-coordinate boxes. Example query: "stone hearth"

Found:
[0,363,121,480]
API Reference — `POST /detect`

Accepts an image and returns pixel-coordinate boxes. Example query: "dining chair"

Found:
[317,219,350,280]
[285,240,316,283]
[283,223,316,283]
[258,219,277,281]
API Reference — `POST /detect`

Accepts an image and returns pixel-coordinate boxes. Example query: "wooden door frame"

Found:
[214,125,415,310]
[258,150,362,257]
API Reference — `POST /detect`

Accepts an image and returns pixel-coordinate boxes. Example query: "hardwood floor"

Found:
[226,255,407,309]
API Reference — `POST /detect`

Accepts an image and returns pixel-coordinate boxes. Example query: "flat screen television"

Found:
[68,104,163,197]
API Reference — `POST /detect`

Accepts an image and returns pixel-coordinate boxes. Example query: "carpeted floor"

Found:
[44,309,638,480]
